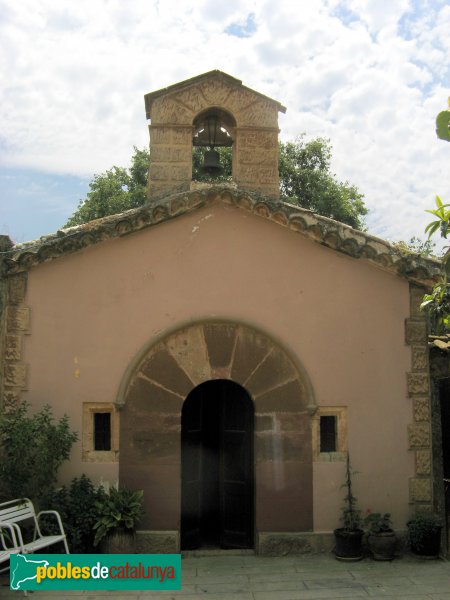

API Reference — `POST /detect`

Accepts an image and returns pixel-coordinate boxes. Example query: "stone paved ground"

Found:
[0,552,449,600]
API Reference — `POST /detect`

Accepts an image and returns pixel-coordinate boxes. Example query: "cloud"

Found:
[0,0,449,247]
[335,0,411,33]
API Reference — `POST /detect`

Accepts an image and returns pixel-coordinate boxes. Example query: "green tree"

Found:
[0,402,78,503]
[64,147,148,227]
[279,136,367,229]
[65,137,367,229]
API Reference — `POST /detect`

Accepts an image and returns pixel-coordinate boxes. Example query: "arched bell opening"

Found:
[181,379,254,550]
[192,108,236,182]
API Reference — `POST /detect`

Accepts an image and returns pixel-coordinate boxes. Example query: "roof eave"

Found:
[1,187,442,288]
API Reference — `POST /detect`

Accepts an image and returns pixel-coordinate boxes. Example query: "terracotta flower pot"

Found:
[367,531,397,561]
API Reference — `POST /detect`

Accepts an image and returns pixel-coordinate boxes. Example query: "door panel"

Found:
[220,385,254,548]
[180,392,203,550]
[440,379,450,552]
[181,380,254,550]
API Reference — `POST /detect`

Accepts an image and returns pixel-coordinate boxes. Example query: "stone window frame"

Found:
[82,402,119,462]
[312,407,347,462]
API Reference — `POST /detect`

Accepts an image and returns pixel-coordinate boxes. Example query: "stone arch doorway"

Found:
[181,379,254,550]
[118,320,316,553]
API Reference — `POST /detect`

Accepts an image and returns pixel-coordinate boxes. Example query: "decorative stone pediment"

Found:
[144,70,286,200]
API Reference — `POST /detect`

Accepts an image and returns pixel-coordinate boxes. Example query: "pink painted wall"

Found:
[23,200,413,531]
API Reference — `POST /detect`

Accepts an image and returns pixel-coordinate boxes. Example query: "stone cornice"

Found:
[0,186,442,286]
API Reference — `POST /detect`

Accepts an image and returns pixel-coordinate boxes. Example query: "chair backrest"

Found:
[0,499,36,525]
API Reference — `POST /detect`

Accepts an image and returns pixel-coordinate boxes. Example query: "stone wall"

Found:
[406,285,433,508]
[0,248,30,412]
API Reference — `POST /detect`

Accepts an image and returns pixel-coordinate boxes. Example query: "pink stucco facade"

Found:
[21,199,413,534]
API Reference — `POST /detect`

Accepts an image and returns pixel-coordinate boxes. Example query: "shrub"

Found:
[364,511,393,534]
[41,475,107,553]
[407,513,442,551]
[93,487,144,547]
[0,402,77,503]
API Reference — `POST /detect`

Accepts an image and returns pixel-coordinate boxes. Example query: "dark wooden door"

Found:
[220,386,254,548]
[180,390,203,549]
[181,380,254,550]
[440,378,450,550]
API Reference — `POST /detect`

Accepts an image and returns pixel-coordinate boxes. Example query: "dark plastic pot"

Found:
[367,531,397,561]
[334,528,364,561]
[410,526,442,558]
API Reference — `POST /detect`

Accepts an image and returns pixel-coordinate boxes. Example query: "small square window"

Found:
[94,412,111,451]
[320,415,337,452]
[312,407,347,462]
[82,403,118,462]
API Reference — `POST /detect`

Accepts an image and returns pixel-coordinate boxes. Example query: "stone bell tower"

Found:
[144,70,286,200]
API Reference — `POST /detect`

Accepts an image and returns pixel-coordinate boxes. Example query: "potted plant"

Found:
[407,513,442,558]
[364,511,396,560]
[334,454,363,561]
[93,486,144,553]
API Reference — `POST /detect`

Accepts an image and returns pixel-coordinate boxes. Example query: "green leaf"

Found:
[420,299,434,309]
[436,107,450,142]
[425,221,441,237]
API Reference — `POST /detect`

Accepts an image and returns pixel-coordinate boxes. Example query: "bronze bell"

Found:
[201,149,223,176]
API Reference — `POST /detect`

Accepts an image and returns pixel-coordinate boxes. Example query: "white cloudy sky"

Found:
[0,0,449,247]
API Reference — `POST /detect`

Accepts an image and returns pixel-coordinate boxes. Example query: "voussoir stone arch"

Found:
[119,320,315,412]
[119,320,316,551]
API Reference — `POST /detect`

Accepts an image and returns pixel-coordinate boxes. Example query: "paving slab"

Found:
[0,553,449,599]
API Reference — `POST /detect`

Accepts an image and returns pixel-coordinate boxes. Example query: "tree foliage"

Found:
[279,136,367,229]
[419,100,450,334]
[425,195,450,239]
[436,97,450,142]
[64,147,148,227]
[421,279,450,334]
[0,402,78,503]
[421,196,450,334]
[64,137,367,229]
[41,475,107,553]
